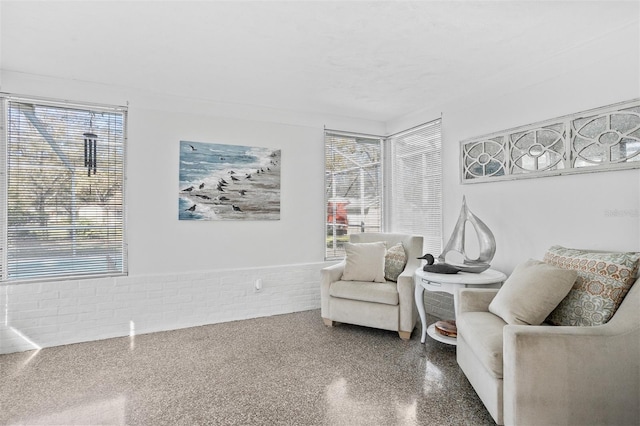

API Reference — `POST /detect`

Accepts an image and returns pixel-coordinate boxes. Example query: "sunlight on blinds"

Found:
[387,119,442,255]
[1,96,127,282]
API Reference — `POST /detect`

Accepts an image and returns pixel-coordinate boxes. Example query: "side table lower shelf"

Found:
[426,323,457,345]
[415,267,506,344]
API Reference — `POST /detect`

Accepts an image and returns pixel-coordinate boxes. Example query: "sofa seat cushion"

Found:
[457,311,506,379]
[330,280,399,305]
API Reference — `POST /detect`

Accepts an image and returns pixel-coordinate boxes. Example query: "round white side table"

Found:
[414,267,506,344]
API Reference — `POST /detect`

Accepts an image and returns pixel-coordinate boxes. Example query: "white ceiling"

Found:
[2,1,639,123]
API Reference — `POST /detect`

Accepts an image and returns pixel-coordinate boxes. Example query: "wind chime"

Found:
[83,112,97,176]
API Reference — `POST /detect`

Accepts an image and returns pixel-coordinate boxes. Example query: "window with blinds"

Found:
[325,132,383,259]
[386,119,442,256]
[0,95,127,282]
[324,119,442,260]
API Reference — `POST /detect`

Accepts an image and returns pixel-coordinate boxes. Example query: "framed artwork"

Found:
[179,141,281,220]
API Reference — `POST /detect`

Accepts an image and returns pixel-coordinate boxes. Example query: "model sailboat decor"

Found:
[421,196,496,274]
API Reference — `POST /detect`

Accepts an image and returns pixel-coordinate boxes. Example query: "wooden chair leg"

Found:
[323,318,334,327]
[398,330,411,340]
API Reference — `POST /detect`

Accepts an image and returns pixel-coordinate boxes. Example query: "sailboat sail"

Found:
[438,196,496,273]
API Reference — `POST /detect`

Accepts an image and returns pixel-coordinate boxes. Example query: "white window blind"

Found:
[325,132,383,259]
[386,119,442,255]
[1,95,127,282]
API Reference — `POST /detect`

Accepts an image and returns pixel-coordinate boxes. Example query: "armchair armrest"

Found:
[320,261,345,317]
[503,323,640,425]
[321,261,345,283]
[396,259,419,294]
[456,288,499,316]
[397,260,420,332]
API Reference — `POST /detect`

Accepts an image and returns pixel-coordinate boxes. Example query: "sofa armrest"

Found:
[456,288,499,316]
[503,323,640,425]
[320,261,345,317]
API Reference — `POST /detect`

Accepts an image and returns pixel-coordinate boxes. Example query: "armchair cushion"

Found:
[342,242,386,283]
[330,280,399,305]
[488,259,576,325]
[544,246,640,326]
[384,242,407,282]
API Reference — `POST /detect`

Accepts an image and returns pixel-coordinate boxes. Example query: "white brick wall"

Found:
[0,262,330,354]
[0,262,469,354]
[422,291,455,321]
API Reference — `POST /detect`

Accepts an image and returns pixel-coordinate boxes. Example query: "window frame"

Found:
[0,94,128,284]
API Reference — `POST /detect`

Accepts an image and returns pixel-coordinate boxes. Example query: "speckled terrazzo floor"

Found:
[0,310,494,425]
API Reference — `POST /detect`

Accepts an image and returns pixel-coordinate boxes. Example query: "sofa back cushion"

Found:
[544,246,640,326]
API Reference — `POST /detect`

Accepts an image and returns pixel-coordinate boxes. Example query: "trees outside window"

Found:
[1,96,127,282]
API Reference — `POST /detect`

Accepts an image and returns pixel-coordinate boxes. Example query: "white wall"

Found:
[0,71,384,354]
[0,263,324,354]
[127,108,324,274]
[1,71,384,275]
[389,21,640,276]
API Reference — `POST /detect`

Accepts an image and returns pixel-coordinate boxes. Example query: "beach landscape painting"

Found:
[179,141,281,221]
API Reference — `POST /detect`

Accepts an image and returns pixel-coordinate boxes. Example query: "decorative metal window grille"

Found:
[461,99,640,183]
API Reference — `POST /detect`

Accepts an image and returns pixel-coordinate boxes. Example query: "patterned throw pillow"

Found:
[385,242,407,282]
[544,245,640,326]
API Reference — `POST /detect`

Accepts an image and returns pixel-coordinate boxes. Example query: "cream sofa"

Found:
[456,276,640,425]
[320,233,423,340]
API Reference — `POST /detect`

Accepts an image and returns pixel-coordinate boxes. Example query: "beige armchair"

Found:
[321,233,423,340]
[456,277,640,425]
